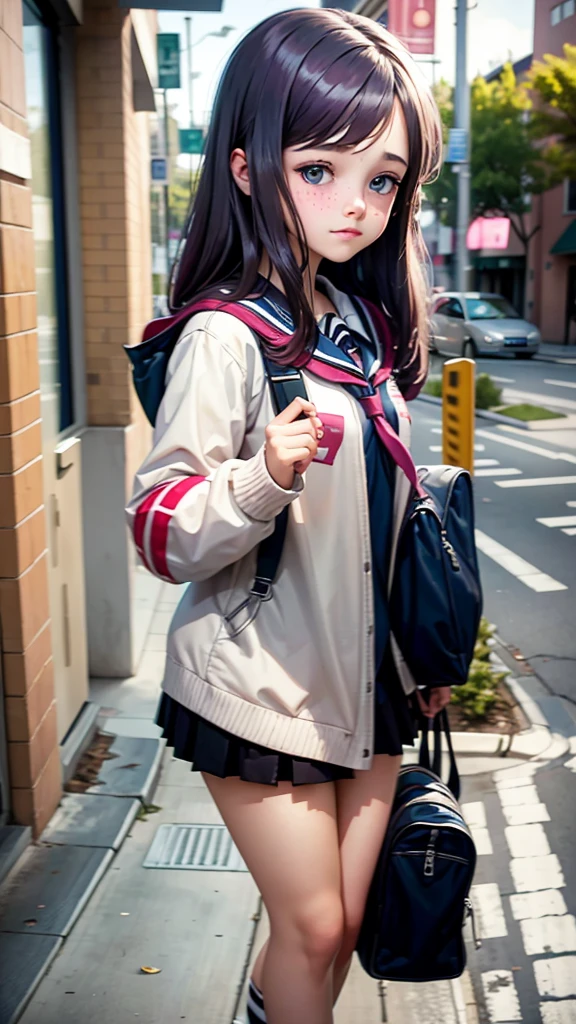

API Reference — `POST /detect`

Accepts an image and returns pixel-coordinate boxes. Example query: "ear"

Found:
[230,148,251,196]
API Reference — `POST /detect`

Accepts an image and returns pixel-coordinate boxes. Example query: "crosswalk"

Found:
[425,423,575,593]
[463,765,576,1023]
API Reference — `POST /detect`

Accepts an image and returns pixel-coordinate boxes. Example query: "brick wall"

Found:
[0,0,61,836]
[77,0,153,428]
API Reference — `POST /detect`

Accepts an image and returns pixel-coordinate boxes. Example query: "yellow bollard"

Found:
[442,358,475,474]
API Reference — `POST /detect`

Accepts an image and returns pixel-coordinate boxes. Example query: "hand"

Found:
[416,686,452,719]
[264,397,324,490]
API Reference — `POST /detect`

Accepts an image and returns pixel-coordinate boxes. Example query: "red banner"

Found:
[387,0,436,55]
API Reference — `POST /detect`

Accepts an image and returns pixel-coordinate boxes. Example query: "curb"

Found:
[417,392,533,430]
[439,643,572,763]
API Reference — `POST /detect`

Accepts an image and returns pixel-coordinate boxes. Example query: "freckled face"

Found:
[282,101,410,264]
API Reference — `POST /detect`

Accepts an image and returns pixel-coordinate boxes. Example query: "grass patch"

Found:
[423,378,443,398]
[497,403,566,422]
[450,618,508,722]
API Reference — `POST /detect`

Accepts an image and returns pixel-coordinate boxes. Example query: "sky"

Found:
[157,0,534,148]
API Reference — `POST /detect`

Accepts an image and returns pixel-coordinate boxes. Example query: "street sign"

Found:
[446,128,468,163]
[179,128,204,155]
[151,157,168,184]
[442,359,475,473]
[158,34,180,90]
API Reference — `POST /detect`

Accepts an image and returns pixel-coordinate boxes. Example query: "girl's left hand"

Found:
[416,686,452,718]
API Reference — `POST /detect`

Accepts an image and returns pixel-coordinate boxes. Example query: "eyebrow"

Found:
[296,144,408,168]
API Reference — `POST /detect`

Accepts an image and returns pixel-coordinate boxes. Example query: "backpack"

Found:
[125,296,482,683]
[356,711,480,982]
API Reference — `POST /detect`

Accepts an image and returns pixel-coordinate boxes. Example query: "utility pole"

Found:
[163,88,170,282]
[454,0,470,293]
[185,16,194,128]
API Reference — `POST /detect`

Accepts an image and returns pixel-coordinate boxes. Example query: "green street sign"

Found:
[179,128,204,154]
[158,34,180,90]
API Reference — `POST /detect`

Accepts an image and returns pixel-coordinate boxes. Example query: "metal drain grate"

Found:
[143,824,249,871]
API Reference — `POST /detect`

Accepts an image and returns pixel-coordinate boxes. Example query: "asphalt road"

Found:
[412,353,576,1024]
[411,354,576,707]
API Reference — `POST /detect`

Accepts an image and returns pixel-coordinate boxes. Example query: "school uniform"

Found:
[126,277,420,780]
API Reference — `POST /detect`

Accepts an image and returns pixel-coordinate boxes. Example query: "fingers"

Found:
[274,417,323,438]
[273,396,318,426]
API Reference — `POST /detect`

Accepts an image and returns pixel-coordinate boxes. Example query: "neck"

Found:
[258,246,325,319]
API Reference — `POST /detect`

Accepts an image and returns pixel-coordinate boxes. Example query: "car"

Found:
[429,292,541,359]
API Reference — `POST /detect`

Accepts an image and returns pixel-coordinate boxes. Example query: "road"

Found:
[412,353,576,1024]
[413,354,576,707]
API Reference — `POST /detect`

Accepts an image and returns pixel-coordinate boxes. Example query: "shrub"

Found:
[450,618,509,721]
[424,373,503,410]
[475,373,502,409]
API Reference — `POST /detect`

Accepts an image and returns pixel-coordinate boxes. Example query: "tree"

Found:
[525,43,576,180]
[422,79,457,224]
[470,63,552,254]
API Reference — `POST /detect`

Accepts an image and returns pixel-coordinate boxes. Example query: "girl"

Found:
[127,9,447,1023]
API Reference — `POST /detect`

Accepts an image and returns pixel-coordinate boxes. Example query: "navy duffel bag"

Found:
[356,712,480,982]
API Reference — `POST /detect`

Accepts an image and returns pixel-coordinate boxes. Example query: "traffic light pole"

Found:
[454,0,470,293]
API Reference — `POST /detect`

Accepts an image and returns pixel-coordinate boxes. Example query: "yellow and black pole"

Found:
[442,358,475,473]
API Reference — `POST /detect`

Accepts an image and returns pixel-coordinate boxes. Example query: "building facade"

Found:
[527,0,576,344]
[0,0,157,839]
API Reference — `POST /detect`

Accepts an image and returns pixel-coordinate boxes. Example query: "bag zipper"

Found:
[465,897,482,949]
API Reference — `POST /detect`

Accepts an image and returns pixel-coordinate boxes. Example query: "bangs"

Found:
[284,40,397,152]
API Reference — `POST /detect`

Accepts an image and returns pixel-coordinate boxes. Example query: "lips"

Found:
[331,228,362,237]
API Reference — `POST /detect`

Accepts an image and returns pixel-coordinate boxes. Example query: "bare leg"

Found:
[332,754,401,1002]
[202,773,343,1024]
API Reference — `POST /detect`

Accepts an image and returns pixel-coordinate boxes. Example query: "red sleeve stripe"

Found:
[136,476,206,582]
[133,482,171,575]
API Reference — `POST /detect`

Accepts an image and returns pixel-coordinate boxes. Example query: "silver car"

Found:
[430,292,541,359]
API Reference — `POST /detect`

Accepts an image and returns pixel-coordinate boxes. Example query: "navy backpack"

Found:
[356,711,480,982]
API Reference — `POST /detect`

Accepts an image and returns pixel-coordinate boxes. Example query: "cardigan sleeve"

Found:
[125,317,303,584]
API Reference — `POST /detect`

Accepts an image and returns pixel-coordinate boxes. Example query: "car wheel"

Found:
[462,339,476,360]
[515,352,534,360]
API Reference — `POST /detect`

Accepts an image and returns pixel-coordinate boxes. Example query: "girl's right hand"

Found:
[264,397,324,490]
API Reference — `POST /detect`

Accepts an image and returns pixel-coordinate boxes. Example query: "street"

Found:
[413,352,576,1024]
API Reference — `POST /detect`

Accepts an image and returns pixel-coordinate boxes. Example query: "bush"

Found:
[450,618,509,721]
[423,378,443,398]
[475,373,502,410]
[423,373,502,410]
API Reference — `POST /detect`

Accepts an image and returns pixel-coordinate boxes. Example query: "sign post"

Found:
[442,358,475,473]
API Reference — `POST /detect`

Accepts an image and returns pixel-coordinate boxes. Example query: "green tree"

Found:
[525,43,576,180]
[422,79,457,224]
[470,63,552,255]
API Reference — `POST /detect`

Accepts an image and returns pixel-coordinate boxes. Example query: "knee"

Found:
[337,907,365,965]
[282,893,345,970]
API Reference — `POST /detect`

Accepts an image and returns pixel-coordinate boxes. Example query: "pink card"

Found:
[313,413,345,466]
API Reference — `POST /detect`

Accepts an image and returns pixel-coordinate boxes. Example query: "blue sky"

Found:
[158,0,534,130]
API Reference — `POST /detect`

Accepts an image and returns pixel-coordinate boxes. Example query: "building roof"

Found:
[550,220,576,256]
[484,53,533,83]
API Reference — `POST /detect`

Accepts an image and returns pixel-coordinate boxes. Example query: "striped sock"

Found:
[247,978,267,1023]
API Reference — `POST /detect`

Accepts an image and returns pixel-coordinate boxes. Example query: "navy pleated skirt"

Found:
[155,643,418,786]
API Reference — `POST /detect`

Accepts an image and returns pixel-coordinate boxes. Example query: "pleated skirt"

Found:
[155,643,417,786]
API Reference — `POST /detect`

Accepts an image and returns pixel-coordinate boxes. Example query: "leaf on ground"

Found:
[119,763,141,770]
[140,966,162,974]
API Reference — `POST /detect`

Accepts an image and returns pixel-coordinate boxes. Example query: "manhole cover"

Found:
[143,824,248,871]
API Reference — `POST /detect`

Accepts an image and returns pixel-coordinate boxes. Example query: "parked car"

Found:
[430,292,541,359]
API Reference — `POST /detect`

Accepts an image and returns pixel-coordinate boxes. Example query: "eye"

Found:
[369,174,399,196]
[299,165,333,186]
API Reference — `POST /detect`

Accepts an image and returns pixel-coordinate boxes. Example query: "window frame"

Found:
[565,179,576,216]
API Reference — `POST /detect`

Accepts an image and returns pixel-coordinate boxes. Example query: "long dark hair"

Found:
[170,8,442,395]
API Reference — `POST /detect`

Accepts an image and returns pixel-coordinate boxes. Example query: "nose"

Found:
[342,192,366,220]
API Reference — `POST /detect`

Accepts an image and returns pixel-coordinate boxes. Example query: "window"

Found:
[23,0,74,434]
[551,0,574,21]
[551,3,562,23]
[466,296,520,320]
[566,179,576,214]
[563,0,575,16]
[445,298,465,319]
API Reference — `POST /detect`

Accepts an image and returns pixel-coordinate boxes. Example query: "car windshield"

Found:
[466,296,520,320]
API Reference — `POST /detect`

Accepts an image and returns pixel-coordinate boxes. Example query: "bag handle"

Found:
[418,709,460,800]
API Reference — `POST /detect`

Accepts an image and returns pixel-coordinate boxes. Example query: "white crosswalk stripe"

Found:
[474,530,568,592]
[510,890,568,921]
[540,1000,576,1024]
[496,476,576,488]
[471,883,508,939]
[475,467,522,477]
[537,516,576,528]
[534,957,576,999]
[481,970,522,1021]
[520,915,576,956]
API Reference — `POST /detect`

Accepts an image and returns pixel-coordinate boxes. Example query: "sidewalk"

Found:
[2,583,572,1024]
[534,343,576,365]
